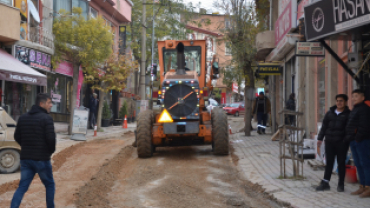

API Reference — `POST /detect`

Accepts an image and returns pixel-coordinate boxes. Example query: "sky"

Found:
[184,0,217,12]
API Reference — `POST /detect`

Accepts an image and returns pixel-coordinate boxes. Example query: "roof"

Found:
[185,25,223,37]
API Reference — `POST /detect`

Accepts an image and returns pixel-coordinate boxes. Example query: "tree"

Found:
[53,8,113,134]
[84,53,138,130]
[128,0,201,78]
[215,0,268,136]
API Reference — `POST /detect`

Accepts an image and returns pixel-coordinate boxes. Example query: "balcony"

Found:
[27,26,54,50]
[256,30,275,61]
[0,3,20,42]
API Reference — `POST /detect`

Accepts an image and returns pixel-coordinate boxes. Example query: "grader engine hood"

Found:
[161,73,200,119]
[159,42,200,120]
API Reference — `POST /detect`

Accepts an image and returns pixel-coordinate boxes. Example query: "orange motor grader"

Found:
[136,40,229,158]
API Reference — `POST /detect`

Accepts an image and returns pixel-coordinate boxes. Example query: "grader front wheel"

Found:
[137,110,154,158]
[211,108,229,155]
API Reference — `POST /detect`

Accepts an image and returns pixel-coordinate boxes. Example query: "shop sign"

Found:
[76,69,83,107]
[295,42,325,56]
[232,83,238,93]
[50,89,61,103]
[304,0,370,41]
[15,45,51,72]
[256,63,283,75]
[55,61,73,76]
[72,107,89,135]
[275,0,297,46]
[0,72,46,86]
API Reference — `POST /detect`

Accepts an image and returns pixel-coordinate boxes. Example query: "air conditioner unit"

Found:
[348,53,363,69]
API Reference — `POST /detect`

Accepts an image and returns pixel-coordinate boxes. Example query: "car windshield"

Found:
[230,104,239,107]
[163,46,201,74]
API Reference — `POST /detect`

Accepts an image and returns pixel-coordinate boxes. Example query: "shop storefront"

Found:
[0,48,46,121]
[49,61,83,122]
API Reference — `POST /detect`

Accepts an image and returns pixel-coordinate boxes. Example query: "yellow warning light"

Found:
[158,109,173,123]
[200,90,203,94]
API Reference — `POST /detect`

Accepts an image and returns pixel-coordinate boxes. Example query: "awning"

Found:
[0,49,46,86]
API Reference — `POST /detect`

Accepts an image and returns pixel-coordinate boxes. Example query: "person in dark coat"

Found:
[316,94,350,192]
[252,92,271,134]
[90,93,98,128]
[286,93,296,125]
[11,93,56,208]
[345,89,370,198]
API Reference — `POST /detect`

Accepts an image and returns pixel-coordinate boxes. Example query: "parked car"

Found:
[0,107,21,173]
[206,98,219,112]
[223,102,245,117]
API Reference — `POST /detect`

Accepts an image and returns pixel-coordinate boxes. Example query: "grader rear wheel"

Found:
[211,108,229,155]
[137,110,154,158]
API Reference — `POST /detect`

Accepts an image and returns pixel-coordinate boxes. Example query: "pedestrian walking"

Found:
[90,93,98,128]
[252,92,271,134]
[285,93,296,125]
[315,94,350,192]
[11,93,56,208]
[345,89,370,198]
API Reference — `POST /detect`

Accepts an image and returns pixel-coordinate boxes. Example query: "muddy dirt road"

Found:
[0,118,285,208]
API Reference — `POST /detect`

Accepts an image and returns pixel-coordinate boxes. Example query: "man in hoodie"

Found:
[346,89,370,198]
[11,93,56,208]
[252,92,271,134]
[316,94,350,192]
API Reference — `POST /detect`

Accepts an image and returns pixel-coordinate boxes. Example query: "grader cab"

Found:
[136,40,229,158]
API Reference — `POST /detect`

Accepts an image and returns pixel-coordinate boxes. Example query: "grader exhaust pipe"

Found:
[176,42,186,75]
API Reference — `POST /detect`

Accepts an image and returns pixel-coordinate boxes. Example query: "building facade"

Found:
[0,0,132,123]
[256,0,361,138]
[186,14,241,105]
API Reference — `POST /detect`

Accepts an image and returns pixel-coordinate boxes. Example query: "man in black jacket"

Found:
[11,93,56,208]
[345,89,370,198]
[316,94,350,192]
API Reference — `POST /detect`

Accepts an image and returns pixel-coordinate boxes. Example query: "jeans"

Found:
[350,140,370,186]
[257,112,267,133]
[11,160,55,208]
[323,141,349,185]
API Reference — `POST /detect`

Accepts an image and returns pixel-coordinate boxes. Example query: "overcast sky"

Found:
[184,0,217,11]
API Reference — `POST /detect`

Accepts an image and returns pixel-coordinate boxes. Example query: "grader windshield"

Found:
[163,46,202,74]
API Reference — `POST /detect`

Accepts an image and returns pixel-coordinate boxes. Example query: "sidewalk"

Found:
[231,131,370,208]
[0,123,137,186]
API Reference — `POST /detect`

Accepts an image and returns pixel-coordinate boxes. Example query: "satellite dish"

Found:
[28,0,40,23]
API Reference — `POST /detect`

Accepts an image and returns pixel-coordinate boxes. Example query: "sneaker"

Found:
[316,180,330,191]
[337,185,344,192]
[351,185,365,195]
[257,130,262,134]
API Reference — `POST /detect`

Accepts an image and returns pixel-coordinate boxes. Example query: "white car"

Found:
[206,98,219,112]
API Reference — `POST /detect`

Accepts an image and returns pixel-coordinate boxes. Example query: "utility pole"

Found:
[139,0,147,100]
[151,5,155,69]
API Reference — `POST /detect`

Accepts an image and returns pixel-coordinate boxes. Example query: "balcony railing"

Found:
[27,26,54,49]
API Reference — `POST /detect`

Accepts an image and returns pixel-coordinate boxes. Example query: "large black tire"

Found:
[0,149,20,173]
[235,111,239,117]
[211,108,229,155]
[137,110,154,158]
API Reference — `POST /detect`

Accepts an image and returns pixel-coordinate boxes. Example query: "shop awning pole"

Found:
[319,39,360,84]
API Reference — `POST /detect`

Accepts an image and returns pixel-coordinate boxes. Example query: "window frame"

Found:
[225,42,232,56]
[89,6,98,19]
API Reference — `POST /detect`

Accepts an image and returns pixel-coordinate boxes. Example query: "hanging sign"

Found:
[296,42,325,56]
[256,63,283,75]
[304,0,370,41]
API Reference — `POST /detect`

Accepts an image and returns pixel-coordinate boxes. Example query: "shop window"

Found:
[54,0,88,19]
[90,7,98,19]
[4,82,37,121]
[225,42,232,56]
[0,0,12,6]
[47,74,72,114]
[317,58,326,122]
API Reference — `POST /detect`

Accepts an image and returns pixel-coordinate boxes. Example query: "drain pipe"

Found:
[269,0,272,30]
[269,0,277,133]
